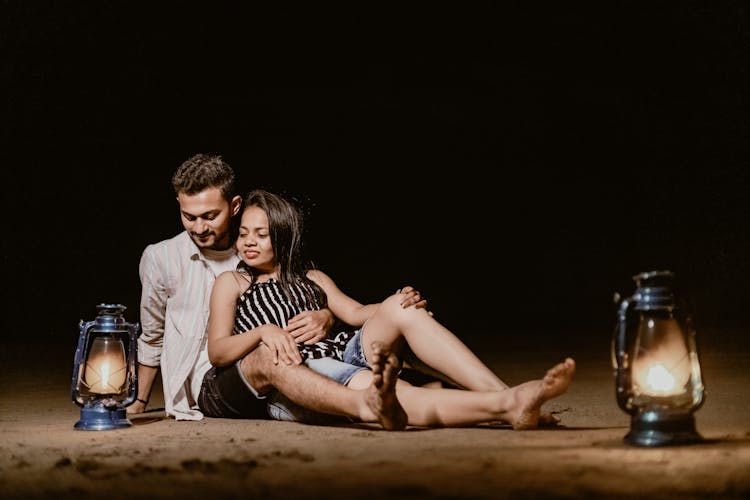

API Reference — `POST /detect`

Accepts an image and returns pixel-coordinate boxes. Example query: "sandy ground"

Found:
[1,330,749,499]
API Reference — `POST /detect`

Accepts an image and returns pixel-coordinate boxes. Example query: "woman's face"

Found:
[236,205,275,272]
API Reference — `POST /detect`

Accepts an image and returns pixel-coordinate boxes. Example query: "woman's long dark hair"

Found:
[241,189,327,309]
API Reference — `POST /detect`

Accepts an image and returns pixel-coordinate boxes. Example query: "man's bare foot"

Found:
[365,341,408,431]
[507,357,576,430]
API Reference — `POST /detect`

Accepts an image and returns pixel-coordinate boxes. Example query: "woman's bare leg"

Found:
[350,347,576,429]
[360,294,509,392]
[403,357,575,428]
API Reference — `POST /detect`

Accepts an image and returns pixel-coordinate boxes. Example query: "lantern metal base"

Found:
[625,410,702,447]
[74,403,133,431]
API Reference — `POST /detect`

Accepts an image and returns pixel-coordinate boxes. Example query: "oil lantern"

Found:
[612,270,705,446]
[71,303,140,430]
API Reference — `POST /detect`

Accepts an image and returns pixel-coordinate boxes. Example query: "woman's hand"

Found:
[259,327,303,365]
[286,308,335,345]
[397,285,432,315]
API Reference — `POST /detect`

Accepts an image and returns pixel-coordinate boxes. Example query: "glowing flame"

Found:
[83,338,127,394]
[101,361,111,385]
[645,363,675,393]
[631,317,691,398]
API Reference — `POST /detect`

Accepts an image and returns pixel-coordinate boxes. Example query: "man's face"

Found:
[177,187,238,251]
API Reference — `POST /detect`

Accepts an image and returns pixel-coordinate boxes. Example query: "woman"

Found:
[206,189,575,429]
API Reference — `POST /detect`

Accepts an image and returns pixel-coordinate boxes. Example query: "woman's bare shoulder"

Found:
[216,270,252,294]
[306,268,332,283]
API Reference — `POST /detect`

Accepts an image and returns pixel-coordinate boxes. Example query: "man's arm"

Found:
[128,245,167,414]
[127,363,158,414]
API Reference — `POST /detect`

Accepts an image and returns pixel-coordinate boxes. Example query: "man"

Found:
[128,153,416,428]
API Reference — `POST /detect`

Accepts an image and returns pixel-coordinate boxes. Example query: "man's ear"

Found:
[231,195,242,215]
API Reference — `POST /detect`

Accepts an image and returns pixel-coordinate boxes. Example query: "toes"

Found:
[567,359,576,374]
[386,351,401,369]
[371,340,387,354]
[538,413,561,427]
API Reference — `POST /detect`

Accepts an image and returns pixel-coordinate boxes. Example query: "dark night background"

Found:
[2,2,749,354]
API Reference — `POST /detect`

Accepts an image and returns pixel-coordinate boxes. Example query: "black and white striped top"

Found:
[234,278,355,360]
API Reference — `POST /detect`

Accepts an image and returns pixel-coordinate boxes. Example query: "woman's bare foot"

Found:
[507,357,576,430]
[365,341,408,431]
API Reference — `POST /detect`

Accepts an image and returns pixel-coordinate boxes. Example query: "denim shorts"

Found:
[304,327,370,385]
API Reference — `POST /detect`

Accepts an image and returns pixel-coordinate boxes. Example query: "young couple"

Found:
[129,153,575,430]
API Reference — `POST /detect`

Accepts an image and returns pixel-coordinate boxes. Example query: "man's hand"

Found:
[126,398,147,415]
[126,363,158,415]
[286,308,335,345]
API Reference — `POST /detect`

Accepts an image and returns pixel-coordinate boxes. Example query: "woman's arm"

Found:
[307,269,379,327]
[207,271,259,366]
[207,272,302,366]
[307,270,431,328]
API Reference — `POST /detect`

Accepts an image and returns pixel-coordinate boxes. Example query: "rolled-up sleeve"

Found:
[138,244,166,367]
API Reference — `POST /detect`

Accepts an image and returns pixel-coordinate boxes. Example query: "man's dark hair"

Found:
[172,153,237,201]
